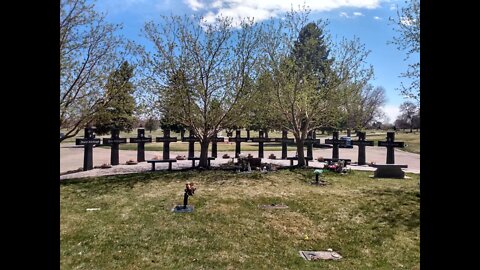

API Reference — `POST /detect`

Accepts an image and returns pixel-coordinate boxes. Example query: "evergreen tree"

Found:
[93,61,136,135]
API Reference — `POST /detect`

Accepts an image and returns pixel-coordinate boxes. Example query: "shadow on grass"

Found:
[60,167,275,189]
[359,188,420,230]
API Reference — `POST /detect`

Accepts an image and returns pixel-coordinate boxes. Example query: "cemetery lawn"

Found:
[61,169,420,269]
[366,132,420,154]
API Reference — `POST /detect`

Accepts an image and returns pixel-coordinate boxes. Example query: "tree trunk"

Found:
[199,140,210,168]
[296,139,306,167]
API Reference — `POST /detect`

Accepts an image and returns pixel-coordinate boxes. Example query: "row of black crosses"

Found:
[76,127,404,171]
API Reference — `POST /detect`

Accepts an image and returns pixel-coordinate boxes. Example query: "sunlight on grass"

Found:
[61,169,419,269]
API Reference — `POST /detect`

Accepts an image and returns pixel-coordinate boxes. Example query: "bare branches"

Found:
[60,0,129,142]
[140,15,262,143]
[389,0,420,103]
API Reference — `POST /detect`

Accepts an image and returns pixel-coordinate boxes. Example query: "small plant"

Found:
[222,154,230,159]
[152,155,161,160]
[317,156,324,162]
[268,153,276,159]
[176,155,186,160]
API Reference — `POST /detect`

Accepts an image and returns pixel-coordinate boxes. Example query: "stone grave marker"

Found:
[211,133,224,158]
[181,129,200,158]
[299,250,343,261]
[251,130,272,158]
[325,131,346,160]
[75,127,101,171]
[351,131,374,165]
[274,130,294,159]
[229,130,248,158]
[156,128,177,160]
[378,131,405,164]
[129,128,152,162]
[102,128,127,166]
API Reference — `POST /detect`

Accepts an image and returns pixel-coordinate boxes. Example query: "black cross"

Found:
[304,130,320,160]
[274,130,294,159]
[129,128,152,162]
[325,131,346,160]
[181,129,200,158]
[228,130,248,158]
[351,131,374,165]
[211,133,224,158]
[102,128,127,166]
[75,127,101,171]
[251,130,273,158]
[378,131,405,164]
[156,128,178,160]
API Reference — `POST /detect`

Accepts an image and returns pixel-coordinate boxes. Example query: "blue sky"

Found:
[91,0,418,123]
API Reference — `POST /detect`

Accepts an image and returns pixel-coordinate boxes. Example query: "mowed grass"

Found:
[61,169,420,269]
[366,132,420,154]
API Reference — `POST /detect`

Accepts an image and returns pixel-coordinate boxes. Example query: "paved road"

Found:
[60,142,420,177]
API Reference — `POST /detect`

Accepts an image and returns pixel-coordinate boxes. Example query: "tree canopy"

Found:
[92,61,136,135]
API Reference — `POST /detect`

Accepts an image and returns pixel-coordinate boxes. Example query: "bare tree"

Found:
[399,101,418,132]
[140,15,262,167]
[343,84,386,132]
[389,0,420,103]
[60,0,129,142]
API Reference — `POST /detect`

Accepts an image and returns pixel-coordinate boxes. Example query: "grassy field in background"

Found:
[61,169,420,269]
[366,132,420,154]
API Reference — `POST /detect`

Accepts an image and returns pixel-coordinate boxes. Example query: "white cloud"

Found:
[184,0,205,11]
[390,4,396,10]
[340,12,350,18]
[353,12,364,16]
[373,16,382,20]
[381,105,400,124]
[184,0,382,24]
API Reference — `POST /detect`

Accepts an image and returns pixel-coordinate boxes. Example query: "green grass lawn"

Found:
[61,169,420,269]
[366,131,420,154]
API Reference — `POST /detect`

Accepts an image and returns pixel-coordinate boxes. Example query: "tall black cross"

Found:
[181,129,200,158]
[274,130,294,159]
[325,131,346,160]
[351,131,374,165]
[76,127,101,171]
[229,130,248,158]
[304,130,320,160]
[102,128,127,166]
[129,128,152,162]
[378,131,405,164]
[251,130,272,158]
[156,128,178,160]
[211,133,224,158]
